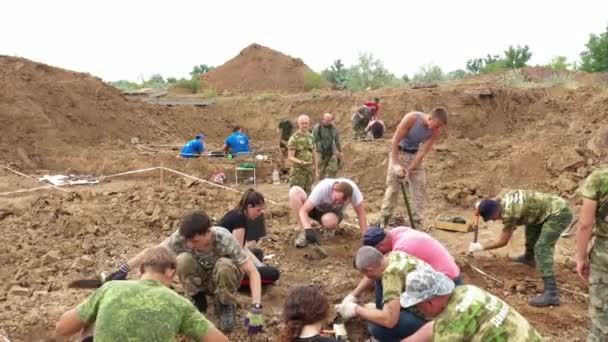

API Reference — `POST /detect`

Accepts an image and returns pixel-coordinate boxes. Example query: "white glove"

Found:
[392,164,406,178]
[468,242,484,253]
[342,294,358,304]
[335,301,358,320]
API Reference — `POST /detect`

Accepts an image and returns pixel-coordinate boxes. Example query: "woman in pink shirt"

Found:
[363,226,461,283]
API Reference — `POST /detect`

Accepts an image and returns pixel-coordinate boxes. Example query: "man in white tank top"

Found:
[380,107,448,228]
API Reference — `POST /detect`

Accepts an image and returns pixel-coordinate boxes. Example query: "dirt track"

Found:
[1,56,608,341]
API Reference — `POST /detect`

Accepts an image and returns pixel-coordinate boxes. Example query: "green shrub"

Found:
[543,72,577,88]
[580,25,608,72]
[176,76,201,93]
[501,69,537,88]
[412,64,445,83]
[304,71,325,90]
[200,89,217,98]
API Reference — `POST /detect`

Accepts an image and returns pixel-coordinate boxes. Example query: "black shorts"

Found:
[308,207,343,224]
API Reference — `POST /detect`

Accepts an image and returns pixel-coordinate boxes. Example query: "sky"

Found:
[2,0,607,82]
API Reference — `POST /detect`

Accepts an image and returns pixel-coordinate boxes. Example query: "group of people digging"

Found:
[55,103,607,342]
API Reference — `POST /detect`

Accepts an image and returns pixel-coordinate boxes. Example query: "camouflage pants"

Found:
[381,151,427,226]
[588,237,608,342]
[353,123,367,140]
[524,207,572,277]
[176,253,242,305]
[290,165,314,194]
[318,154,339,179]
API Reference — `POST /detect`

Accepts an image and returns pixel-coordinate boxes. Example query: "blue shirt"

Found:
[224,132,251,155]
[180,139,204,158]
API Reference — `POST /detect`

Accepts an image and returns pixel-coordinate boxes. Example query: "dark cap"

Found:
[477,199,500,221]
[363,226,386,246]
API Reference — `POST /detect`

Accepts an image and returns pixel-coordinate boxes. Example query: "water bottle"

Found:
[272,169,280,185]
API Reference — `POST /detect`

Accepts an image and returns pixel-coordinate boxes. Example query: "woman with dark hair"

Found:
[218,189,280,285]
[281,286,338,342]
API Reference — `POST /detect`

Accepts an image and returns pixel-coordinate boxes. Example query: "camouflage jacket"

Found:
[163,226,248,270]
[382,251,432,303]
[312,123,341,157]
[278,119,294,142]
[77,279,213,341]
[579,168,608,238]
[434,285,542,341]
[499,190,568,232]
[287,131,314,168]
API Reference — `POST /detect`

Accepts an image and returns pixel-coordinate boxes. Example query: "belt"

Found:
[398,146,418,154]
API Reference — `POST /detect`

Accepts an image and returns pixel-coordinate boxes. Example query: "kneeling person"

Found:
[401,268,542,342]
[55,247,228,342]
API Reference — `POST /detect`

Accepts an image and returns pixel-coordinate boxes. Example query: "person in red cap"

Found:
[468,190,573,307]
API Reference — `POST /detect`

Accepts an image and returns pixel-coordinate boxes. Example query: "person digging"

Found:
[103,210,265,334]
[468,190,573,307]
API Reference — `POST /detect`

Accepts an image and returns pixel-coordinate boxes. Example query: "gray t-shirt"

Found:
[308,178,363,211]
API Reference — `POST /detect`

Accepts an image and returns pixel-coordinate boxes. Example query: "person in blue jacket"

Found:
[180,133,206,158]
[223,126,252,156]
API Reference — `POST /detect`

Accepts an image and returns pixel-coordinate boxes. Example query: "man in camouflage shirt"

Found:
[106,210,265,334]
[312,113,342,179]
[277,117,294,159]
[576,168,608,341]
[288,114,317,193]
[55,246,229,342]
[335,246,431,341]
[469,190,573,307]
[400,268,542,342]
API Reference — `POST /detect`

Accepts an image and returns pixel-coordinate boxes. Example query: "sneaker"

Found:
[295,230,308,248]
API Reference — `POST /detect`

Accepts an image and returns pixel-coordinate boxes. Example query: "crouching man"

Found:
[55,246,228,342]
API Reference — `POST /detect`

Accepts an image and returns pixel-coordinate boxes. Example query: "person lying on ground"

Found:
[222,126,252,156]
[103,210,265,334]
[55,246,228,342]
[335,247,431,342]
[180,133,206,158]
[280,285,338,342]
[365,118,385,140]
[347,226,461,313]
[469,189,573,307]
[400,268,542,342]
[217,188,280,285]
[288,178,368,248]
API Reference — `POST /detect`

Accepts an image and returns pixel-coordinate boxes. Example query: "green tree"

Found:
[344,52,398,91]
[503,45,532,68]
[548,56,569,71]
[412,64,444,83]
[480,60,508,74]
[321,59,348,89]
[580,25,608,72]
[466,54,500,74]
[166,77,178,84]
[190,64,215,76]
[447,69,468,80]
[143,74,167,89]
[401,74,410,82]
[304,71,326,90]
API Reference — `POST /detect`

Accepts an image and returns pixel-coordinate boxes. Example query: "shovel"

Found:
[399,180,416,230]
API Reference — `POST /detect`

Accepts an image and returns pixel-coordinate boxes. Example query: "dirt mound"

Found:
[201,43,327,93]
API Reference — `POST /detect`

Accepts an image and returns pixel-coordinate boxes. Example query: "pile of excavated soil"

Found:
[201,43,327,93]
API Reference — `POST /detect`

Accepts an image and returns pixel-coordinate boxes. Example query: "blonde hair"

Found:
[139,247,177,274]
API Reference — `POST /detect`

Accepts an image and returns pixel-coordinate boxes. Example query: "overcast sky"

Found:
[2,0,607,82]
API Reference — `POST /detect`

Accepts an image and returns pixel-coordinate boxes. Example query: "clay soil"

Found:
[2,56,608,341]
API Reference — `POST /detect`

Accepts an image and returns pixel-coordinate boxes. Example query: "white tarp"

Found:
[38,174,99,186]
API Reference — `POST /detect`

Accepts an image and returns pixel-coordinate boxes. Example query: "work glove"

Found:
[304,228,319,244]
[468,242,484,253]
[392,164,406,179]
[244,305,264,335]
[341,294,358,305]
[334,301,358,320]
[101,263,129,283]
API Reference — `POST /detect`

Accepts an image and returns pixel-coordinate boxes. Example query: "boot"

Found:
[511,250,536,267]
[529,276,560,307]
[295,230,308,248]
[217,302,236,332]
[191,291,207,313]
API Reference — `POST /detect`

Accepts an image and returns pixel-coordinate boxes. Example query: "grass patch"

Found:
[304,71,325,90]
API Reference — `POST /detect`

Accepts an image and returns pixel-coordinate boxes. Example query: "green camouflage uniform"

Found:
[499,190,573,277]
[434,285,542,341]
[312,123,341,179]
[352,106,371,140]
[288,131,315,193]
[77,279,213,342]
[162,226,247,305]
[578,169,608,341]
[382,251,433,303]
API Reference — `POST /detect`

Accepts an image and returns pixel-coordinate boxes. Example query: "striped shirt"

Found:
[399,112,432,151]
